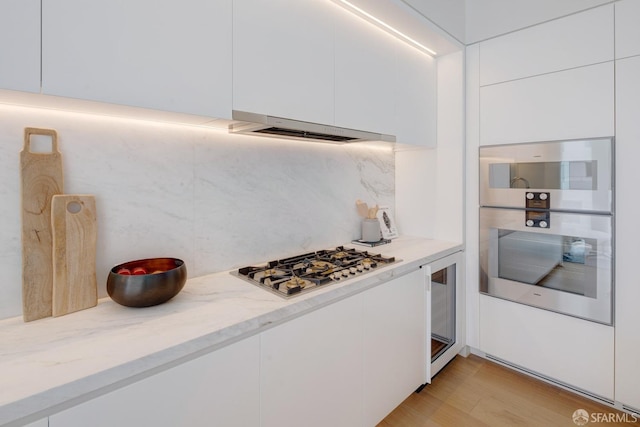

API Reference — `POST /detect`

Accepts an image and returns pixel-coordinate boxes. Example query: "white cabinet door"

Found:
[362,268,427,426]
[614,55,640,411]
[334,9,396,135]
[394,42,437,147]
[479,295,614,399]
[480,62,614,145]
[479,5,613,86]
[0,0,40,93]
[260,294,363,427]
[232,0,334,125]
[42,0,232,118]
[23,419,48,427]
[49,336,260,427]
[615,0,640,59]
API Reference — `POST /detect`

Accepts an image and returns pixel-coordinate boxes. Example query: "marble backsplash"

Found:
[0,104,395,320]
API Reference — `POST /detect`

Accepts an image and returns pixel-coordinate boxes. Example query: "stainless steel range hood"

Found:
[229,110,396,144]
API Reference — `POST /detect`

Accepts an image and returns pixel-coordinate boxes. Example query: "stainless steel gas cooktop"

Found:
[232,246,397,298]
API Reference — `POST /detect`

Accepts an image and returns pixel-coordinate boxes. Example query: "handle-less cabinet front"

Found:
[615,54,640,411]
[0,0,40,93]
[42,0,232,118]
[49,337,260,427]
[615,0,640,59]
[23,418,48,427]
[480,62,614,145]
[233,0,335,126]
[363,268,427,426]
[260,294,364,427]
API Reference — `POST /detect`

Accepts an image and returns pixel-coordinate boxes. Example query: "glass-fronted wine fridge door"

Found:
[431,264,456,362]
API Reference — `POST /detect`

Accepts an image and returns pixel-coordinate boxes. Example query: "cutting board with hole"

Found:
[51,195,98,317]
[20,127,64,322]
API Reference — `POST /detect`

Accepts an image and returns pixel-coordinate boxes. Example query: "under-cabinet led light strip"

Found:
[336,0,437,56]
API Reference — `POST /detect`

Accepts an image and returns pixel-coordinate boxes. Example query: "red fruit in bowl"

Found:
[117,268,131,275]
[132,267,147,275]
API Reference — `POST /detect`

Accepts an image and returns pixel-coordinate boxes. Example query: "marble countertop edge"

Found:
[0,237,463,427]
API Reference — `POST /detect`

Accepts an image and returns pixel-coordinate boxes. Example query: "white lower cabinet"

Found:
[261,268,427,427]
[260,294,364,427]
[48,336,260,427]
[479,295,614,400]
[363,268,426,426]
[47,269,427,427]
[23,419,48,427]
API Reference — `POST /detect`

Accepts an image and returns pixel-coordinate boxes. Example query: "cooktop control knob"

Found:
[526,220,534,227]
[526,192,534,200]
[357,264,365,272]
[539,220,548,228]
[539,193,548,200]
[342,270,350,277]
[349,267,357,274]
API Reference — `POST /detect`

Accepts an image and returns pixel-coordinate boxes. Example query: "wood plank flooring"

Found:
[379,354,639,427]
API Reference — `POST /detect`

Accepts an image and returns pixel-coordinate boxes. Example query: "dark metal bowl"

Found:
[107,258,187,307]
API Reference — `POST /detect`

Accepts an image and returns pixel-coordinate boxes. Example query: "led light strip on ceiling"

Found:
[335,0,438,57]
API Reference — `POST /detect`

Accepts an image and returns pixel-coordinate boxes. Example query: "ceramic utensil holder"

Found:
[361,218,381,242]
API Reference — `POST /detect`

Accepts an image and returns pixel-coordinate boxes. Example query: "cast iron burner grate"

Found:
[233,246,397,298]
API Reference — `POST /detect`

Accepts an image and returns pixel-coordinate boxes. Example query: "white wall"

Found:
[0,104,394,320]
[465,0,613,43]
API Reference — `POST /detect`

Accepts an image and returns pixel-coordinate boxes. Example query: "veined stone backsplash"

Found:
[0,104,395,320]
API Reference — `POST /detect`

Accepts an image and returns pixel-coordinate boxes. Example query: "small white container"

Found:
[361,218,381,242]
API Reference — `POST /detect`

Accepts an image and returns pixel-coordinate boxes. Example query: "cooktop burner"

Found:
[233,246,397,298]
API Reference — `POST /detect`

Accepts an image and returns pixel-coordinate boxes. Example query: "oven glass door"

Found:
[479,138,613,212]
[480,207,613,324]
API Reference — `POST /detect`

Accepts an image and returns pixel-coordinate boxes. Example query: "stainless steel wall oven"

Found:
[479,138,614,325]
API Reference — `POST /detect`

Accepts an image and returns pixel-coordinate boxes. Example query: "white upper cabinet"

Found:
[334,9,397,135]
[480,62,614,145]
[0,0,40,93]
[615,0,640,59]
[232,0,335,125]
[234,0,438,142]
[42,0,232,118]
[395,42,437,147]
[479,5,614,86]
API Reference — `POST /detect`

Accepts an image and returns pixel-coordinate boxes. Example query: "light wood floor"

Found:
[379,354,639,427]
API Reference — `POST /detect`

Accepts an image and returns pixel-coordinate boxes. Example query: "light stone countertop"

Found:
[0,236,463,427]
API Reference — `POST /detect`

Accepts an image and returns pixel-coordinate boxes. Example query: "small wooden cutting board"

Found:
[20,127,64,322]
[51,195,98,317]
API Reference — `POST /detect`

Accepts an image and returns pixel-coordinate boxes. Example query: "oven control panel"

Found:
[525,192,550,228]
[525,192,550,209]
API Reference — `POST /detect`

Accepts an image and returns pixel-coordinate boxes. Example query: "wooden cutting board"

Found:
[51,195,98,317]
[20,127,64,322]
